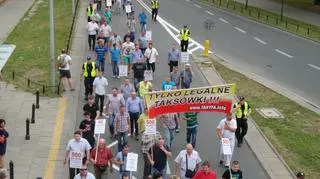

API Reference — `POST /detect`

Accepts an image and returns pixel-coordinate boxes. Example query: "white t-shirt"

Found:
[217,118,237,140]
[87,21,99,35]
[122,42,135,57]
[99,24,112,37]
[174,149,202,171]
[74,172,95,179]
[144,47,159,63]
[57,54,72,70]
[93,76,108,95]
[66,138,91,154]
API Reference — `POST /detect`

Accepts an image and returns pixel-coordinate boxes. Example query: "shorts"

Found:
[123,56,131,64]
[59,70,71,78]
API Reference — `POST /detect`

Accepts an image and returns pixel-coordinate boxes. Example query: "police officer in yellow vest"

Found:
[86,3,94,22]
[233,96,251,147]
[136,78,152,99]
[180,25,190,52]
[151,0,159,21]
[82,56,98,100]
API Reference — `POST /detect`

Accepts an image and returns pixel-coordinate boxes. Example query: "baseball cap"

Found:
[296,172,305,178]
[86,56,91,60]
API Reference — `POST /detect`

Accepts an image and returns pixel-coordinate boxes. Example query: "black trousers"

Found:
[143,153,151,179]
[87,16,91,22]
[235,118,248,143]
[95,94,105,114]
[84,77,94,97]
[181,40,189,52]
[151,8,158,21]
[147,62,155,72]
[169,61,178,72]
[129,112,140,136]
[88,35,96,50]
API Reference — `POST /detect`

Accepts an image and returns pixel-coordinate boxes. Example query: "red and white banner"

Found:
[145,84,236,118]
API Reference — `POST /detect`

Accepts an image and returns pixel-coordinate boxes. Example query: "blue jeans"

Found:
[96,59,105,72]
[117,131,128,152]
[187,127,198,148]
[164,127,175,148]
[112,61,119,76]
[151,166,167,179]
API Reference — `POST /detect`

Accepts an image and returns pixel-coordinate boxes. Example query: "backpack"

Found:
[58,54,67,68]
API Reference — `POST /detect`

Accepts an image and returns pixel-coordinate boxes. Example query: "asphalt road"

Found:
[75,2,268,178]
[143,0,320,108]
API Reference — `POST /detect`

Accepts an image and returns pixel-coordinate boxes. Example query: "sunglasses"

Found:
[80,169,88,171]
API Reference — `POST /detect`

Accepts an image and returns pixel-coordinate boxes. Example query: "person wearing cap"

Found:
[296,172,305,179]
[193,161,217,179]
[180,25,190,52]
[81,56,98,101]
[151,0,159,21]
[180,63,193,89]
[216,112,237,168]
[233,96,251,147]
[57,49,74,92]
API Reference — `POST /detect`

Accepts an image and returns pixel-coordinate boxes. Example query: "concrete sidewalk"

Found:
[234,0,320,27]
[0,0,35,43]
[191,54,295,179]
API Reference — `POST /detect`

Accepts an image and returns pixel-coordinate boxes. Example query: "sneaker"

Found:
[112,76,116,78]
[175,129,180,133]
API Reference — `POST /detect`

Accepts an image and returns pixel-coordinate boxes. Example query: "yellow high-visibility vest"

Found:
[180,29,190,41]
[151,0,159,9]
[83,62,97,77]
[87,6,93,17]
[139,81,152,97]
[235,102,249,119]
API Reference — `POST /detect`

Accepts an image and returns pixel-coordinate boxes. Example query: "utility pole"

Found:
[49,0,55,90]
[280,0,284,21]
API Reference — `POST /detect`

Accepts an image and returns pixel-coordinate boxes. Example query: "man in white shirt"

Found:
[93,71,108,114]
[87,20,99,51]
[99,22,112,45]
[64,130,92,179]
[74,166,96,179]
[144,42,159,73]
[109,32,122,48]
[57,49,74,92]
[216,112,237,168]
[122,37,135,74]
[175,144,202,179]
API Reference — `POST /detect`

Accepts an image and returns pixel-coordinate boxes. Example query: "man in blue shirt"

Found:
[168,43,181,72]
[161,76,176,91]
[95,39,108,72]
[110,43,121,78]
[138,10,147,32]
[126,91,144,140]
[114,145,130,179]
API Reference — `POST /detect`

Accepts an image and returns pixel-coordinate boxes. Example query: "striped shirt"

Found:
[160,113,177,130]
[184,112,198,128]
[95,45,108,60]
[114,112,130,133]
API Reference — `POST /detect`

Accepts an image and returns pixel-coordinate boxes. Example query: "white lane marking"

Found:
[206,10,215,16]
[219,18,229,24]
[175,34,180,38]
[107,140,118,148]
[194,4,202,8]
[189,46,201,53]
[136,0,212,54]
[188,42,195,48]
[308,64,320,71]
[253,37,267,45]
[234,27,246,34]
[275,49,294,58]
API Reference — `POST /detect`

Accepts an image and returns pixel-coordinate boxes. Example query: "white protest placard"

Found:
[145,118,156,135]
[92,3,97,11]
[125,5,132,13]
[144,70,153,81]
[180,52,189,63]
[94,119,106,134]
[221,138,232,155]
[146,31,152,41]
[106,0,112,6]
[69,151,83,169]
[126,152,138,172]
[119,65,128,77]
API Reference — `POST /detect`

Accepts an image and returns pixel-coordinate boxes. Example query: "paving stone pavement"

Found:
[192,54,295,179]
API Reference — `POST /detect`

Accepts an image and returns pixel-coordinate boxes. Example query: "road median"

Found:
[194,54,320,179]
[198,0,320,42]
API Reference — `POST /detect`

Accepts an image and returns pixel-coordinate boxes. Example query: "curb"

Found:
[191,54,296,179]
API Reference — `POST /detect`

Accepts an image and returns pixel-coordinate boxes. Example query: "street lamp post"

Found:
[280,0,284,21]
[49,0,55,90]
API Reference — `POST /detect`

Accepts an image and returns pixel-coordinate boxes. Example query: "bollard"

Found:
[258,12,260,19]
[27,79,30,87]
[57,85,60,95]
[12,71,15,80]
[31,104,35,123]
[42,85,45,94]
[307,28,310,35]
[285,21,288,28]
[9,160,14,179]
[25,118,30,140]
[203,40,210,57]
[296,24,299,31]
[36,91,40,109]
